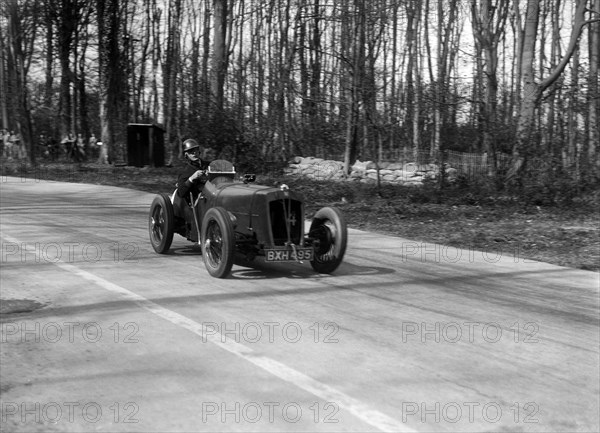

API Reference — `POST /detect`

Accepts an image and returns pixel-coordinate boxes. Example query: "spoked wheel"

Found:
[201,207,235,278]
[309,207,347,274]
[149,193,175,254]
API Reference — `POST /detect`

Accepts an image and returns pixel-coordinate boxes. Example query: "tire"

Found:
[149,193,175,254]
[309,207,347,274]
[201,207,235,278]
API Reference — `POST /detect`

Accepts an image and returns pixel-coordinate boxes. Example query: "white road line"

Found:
[1,233,416,433]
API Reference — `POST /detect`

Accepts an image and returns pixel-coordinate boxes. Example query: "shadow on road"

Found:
[167,245,397,279]
[3,266,593,327]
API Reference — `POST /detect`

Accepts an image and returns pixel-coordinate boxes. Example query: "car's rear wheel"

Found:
[309,206,347,274]
[201,207,235,278]
[149,193,175,254]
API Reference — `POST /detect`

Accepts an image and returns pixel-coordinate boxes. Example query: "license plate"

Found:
[265,248,314,262]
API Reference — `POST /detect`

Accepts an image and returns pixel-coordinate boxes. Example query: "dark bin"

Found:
[126,124,165,167]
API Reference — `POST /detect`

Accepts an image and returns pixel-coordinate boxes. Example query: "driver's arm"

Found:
[177,169,206,198]
[177,170,193,198]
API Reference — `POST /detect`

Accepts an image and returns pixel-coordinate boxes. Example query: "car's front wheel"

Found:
[309,206,347,274]
[149,193,175,254]
[201,207,235,278]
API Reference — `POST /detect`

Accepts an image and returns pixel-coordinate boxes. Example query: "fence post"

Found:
[438,149,446,190]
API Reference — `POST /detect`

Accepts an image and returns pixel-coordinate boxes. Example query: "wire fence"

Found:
[444,150,512,178]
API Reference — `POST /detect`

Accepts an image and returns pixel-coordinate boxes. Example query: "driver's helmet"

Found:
[182,139,202,162]
[182,138,200,153]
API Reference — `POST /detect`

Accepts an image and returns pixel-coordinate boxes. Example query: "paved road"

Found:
[1,176,598,432]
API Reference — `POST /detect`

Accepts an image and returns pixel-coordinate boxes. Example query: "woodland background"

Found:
[1,0,599,186]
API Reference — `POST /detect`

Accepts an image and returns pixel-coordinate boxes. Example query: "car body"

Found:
[149,159,347,278]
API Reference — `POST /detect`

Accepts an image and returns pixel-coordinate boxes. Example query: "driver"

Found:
[177,139,209,200]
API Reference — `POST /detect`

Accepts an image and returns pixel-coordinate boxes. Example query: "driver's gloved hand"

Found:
[188,169,207,183]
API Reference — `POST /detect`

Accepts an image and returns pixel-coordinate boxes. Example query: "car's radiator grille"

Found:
[269,199,302,245]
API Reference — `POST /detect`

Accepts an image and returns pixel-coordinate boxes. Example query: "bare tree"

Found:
[42,1,54,107]
[0,11,8,131]
[51,0,83,137]
[510,0,598,181]
[211,0,228,113]
[163,0,182,165]
[471,0,509,177]
[341,0,365,175]
[406,0,422,161]
[588,0,600,169]
[97,0,128,163]
[3,0,40,163]
[430,0,461,160]
[6,0,599,186]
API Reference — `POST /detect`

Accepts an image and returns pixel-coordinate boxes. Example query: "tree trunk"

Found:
[5,0,36,163]
[409,1,422,162]
[0,21,8,131]
[57,1,77,137]
[77,9,91,147]
[472,0,508,178]
[566,47,579,170]
[309,0,322,156]
[164,0,182,165]
[512,1,525,125]
[544,0,562,158]
[212,0,228,112]
[97,0,126,164]
[44,5,54,107]
[405,0,419,160]
[389,3,399,157]
[150,1,161,120]
[342,0,364,174]
[589,0,600,170]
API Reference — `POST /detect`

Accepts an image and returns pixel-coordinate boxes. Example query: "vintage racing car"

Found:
[148,159,347,278]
